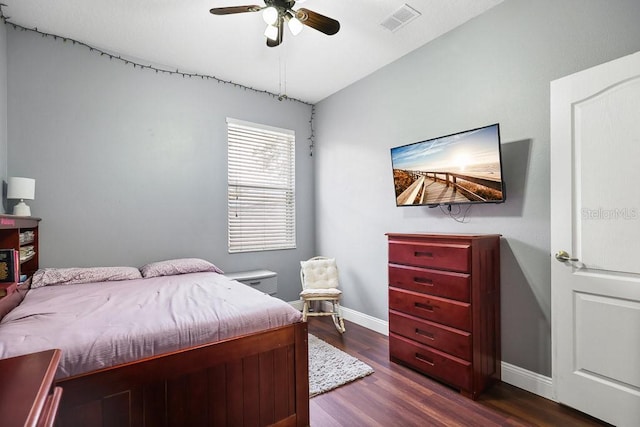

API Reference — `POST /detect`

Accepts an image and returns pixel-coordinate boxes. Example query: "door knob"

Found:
[555,250,579,262]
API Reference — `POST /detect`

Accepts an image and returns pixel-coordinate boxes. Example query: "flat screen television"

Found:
[390,123,505,207]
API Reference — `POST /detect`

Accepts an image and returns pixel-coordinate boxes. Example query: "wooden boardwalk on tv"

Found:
[396,170,501,205]
[397,176,469,205]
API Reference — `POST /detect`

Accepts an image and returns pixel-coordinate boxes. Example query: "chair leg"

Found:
[332,301,346,333]
[302,300,309,322]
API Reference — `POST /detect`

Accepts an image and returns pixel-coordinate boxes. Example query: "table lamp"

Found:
[7,177,35,216]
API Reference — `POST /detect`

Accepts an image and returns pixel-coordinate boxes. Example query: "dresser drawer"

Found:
[389,287,471,331]
[388,263,470,302]
[388,241,471,272]
[389,310,472,360]
[390,333,472,391]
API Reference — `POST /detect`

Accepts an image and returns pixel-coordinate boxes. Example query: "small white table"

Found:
[225,269,277,295]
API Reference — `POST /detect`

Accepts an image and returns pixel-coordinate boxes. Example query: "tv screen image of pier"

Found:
[391,124,504,206]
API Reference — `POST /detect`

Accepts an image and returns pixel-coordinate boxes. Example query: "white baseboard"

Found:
[501,362,555,401]
[339,305,389,336]
[289,300,304,311]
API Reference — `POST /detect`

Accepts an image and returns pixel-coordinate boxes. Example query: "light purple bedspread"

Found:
[0,272,302,378]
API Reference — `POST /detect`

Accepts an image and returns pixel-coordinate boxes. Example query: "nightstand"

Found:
[226,269,278,295]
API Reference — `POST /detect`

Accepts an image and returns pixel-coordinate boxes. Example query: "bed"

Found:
[0,260,310,427]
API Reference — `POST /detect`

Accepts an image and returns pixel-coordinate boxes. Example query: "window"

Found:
[227,118,296,253]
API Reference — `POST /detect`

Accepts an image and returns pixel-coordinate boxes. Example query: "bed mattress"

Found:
[0,272,302,378]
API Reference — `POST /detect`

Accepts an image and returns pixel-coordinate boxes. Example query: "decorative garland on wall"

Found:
[308,105,315,156]
[0,4,316,155]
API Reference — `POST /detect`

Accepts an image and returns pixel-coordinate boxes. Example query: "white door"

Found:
[550,51,640,427]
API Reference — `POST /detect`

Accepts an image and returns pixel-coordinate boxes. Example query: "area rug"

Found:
[308,334,374,397]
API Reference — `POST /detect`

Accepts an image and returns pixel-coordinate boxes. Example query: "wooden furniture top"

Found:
[0,215,41,229]
[386,232,501,240]
[0,349,61,427]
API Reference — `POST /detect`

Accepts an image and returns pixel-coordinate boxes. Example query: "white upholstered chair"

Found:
[299,256,346,333]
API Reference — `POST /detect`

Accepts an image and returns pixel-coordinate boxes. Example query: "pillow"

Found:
[300,258,339,289]
[140,258,224,278]
[31,266,142,289]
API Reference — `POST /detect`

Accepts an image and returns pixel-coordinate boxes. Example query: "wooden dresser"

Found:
[0,349,63,427]
[387,233,500,399]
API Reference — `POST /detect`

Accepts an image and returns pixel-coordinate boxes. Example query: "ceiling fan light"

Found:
[287,16,304,36]
[264,24,279,41]
[262,7,279,25]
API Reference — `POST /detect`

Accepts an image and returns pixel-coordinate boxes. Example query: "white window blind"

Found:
[227,118,296,253]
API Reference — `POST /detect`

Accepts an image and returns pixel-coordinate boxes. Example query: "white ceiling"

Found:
[1,0,503,104]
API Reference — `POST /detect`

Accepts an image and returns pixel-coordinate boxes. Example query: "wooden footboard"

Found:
[55,322,309,427]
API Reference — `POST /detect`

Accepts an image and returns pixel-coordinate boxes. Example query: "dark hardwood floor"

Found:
[307,317,609,427]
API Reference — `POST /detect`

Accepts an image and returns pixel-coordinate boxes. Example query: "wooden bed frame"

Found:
[54,321,309,427]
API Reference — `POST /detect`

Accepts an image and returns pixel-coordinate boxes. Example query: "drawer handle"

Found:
[415,353,435,366]
[248,281,262,286]
[415,302,435,312]
[415,328,435,340]
[414,277,433,286]
[414,251,433,258]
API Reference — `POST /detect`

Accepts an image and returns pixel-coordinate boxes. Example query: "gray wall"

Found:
[0,22,6,210]
[313,0,640,376]
[6,29,316,303]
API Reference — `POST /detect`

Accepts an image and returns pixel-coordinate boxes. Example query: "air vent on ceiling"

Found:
[380,3,422,32]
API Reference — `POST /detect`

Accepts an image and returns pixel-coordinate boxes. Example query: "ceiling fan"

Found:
[210,0,340,47]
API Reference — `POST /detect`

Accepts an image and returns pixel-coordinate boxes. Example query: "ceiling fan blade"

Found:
[295,8,340,36]
[209,5,261,15]
[266,20,284,47]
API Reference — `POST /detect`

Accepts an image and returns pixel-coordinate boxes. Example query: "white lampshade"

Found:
[287,16,303,35]
[264,24,279,41]
[262,7,278,25]
[7,177,35,217]
[7,177,35,200]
